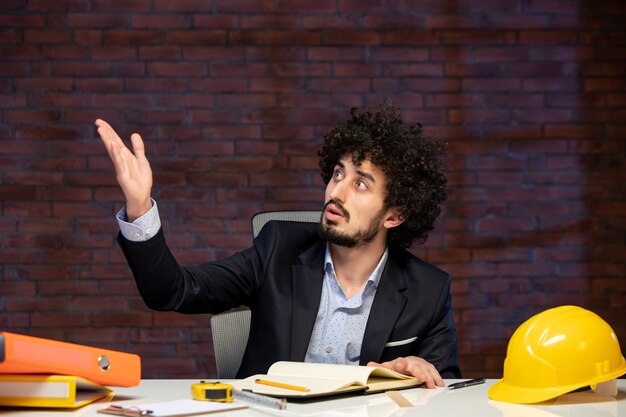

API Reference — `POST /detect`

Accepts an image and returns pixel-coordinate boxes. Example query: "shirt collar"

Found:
[324,243,388,288]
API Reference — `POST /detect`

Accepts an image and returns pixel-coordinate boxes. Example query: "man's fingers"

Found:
[130,133,146,162]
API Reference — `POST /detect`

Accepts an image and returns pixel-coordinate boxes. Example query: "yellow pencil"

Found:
[255,378,310,392]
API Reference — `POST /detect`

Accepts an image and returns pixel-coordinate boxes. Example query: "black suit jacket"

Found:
[118,220,461,378]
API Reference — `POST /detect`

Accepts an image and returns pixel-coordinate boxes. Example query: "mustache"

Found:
[324,199,349,220]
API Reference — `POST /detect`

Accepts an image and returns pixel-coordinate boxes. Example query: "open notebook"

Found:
[231,361,421,398]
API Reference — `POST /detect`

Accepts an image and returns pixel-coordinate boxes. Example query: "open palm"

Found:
[95,119,153,221]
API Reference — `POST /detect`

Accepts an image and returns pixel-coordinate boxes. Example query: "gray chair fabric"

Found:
[210,210,322,378]
[251,210,322,238]
[210,309,251,379]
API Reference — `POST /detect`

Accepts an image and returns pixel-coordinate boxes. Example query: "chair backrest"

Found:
[251,210,322,238]
[211,211,321,379]
[210,309,251,379]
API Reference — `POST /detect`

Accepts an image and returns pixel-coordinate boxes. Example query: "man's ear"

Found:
[383,207,406,229]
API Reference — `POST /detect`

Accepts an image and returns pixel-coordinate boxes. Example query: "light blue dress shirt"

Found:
[116,202,389,366]
[304,245,388,365]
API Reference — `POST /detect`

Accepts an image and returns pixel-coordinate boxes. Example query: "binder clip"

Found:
[99,404,154,416]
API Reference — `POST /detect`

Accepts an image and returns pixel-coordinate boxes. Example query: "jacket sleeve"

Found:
[117,228,262,314]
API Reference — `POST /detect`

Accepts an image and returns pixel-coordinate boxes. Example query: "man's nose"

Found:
[328,179,347,203]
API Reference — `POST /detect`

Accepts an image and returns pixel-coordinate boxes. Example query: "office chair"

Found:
[251,210,322,238]
[210,309,251,379]
[210,210,322,378]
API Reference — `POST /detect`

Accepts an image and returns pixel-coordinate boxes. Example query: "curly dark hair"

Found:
[318,102,448,248]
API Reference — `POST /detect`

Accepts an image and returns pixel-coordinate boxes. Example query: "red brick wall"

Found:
[1,1,624,379]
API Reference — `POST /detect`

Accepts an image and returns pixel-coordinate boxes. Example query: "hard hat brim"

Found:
[488,365,626,404]
[488,379,580,404]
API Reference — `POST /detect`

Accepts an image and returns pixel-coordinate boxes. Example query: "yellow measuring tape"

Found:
[191,381,234,402]
[190,380,287,410]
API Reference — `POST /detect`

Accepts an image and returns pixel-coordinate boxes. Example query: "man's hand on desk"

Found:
[367,356,444,389]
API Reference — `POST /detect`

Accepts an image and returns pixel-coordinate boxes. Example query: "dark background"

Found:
[1,0,624,379]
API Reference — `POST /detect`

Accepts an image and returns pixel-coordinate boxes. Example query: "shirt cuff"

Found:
[116,199,161,242]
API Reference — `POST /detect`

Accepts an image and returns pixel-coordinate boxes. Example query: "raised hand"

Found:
[95,119,153,221]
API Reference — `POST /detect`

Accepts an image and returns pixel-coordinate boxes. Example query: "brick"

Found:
[202,126,261,140]
[309,78,370,93]
[445,63,506,77]
[307,46,365,61]
[215,94,276,108]
[268,31,322,45]
[0,14,45,27]
[132,15,192,29]
[273,63,331,77]
[519,30,578,44]
[245,46,302,61]
[91,0,150,11]
[444,30,516,45]
[474,46,531,62]
[24,29,72,43]
[92,94,153,108]
[532,46,595,61]
[185,46,243,61]
[463,78,520,92]
[449,109,510,124]
[402,78,460,92]
[14,78,73,93]
[585,78,626,92]
[30,313,93,327]
[103,30,165,45]
[274,187,320,202]
[139,46,182,60]
[382,31,439,45]
[73,29,103,44]
[302,15,359,29]
[148,62,207,77]
[1,46,40,60]
[371,47,429,62]
[211,63,269,77]
[67,13,128,28]
[387,63,443,77]
[339,0,399,13]
[53,62,112,76]
[241,15,298,30]
[215,0,273,13]
[250,78,307,93]
[322,31,380,45]
[372,78,399,93]
[544,124,603,139]
[168,30,227,45]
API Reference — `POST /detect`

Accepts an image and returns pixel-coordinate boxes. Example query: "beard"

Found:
[318,200,387,248]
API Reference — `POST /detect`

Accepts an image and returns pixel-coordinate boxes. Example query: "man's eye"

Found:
[334,171,343,180]
[356,180,367,190]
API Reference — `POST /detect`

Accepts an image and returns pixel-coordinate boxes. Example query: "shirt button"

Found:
[326,346,333,353]
[133,233,141,240]
[146,228,152,235]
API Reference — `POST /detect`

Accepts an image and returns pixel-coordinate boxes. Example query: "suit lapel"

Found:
[360,252,408,364]
[290,241,326,361]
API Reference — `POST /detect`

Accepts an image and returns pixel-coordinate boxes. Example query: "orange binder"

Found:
[0,332,141,387]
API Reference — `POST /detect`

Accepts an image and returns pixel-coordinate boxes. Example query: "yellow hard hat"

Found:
[488,305,626,404]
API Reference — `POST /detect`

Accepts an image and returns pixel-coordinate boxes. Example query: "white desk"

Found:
[0,379,624,417]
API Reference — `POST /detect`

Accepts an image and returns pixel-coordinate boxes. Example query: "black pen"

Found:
[447,378,486,390]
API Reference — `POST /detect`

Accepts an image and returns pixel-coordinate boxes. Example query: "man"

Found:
[96,102,460,388]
